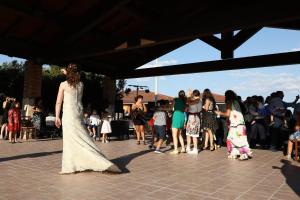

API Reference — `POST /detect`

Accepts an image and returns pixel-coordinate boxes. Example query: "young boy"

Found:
[83,112,92,135]
[152,105,167,154]
[89,110,100,141]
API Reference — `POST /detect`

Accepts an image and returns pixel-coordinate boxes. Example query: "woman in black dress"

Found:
[202,89,218,151]
[132,95,147,145]
[1,97,12,140]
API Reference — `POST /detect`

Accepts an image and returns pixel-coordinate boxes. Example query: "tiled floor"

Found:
[0,138,300,200]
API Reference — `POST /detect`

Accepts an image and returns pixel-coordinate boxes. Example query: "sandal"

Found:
[170,150,179,155]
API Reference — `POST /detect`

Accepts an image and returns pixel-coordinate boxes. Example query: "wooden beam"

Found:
[143,2,300,44]
[65,0,132,44]
[115,51,300,79]
[0,0,64,28]
[199,35,222,50]
[232,28,262,49]
[65,2,300,61]
[221,31,234,59]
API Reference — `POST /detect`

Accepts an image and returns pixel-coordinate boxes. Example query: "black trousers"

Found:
[270,126,284,149]
[250,119,267,146]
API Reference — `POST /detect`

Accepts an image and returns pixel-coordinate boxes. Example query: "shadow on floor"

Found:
[111,149,152,173]
[0,150,62,163]
[273,159,300,197]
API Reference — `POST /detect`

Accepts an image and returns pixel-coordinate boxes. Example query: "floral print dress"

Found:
[227,101,252,158]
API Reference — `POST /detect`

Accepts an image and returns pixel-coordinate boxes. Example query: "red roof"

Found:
[122,91,173,104]
[122,90,225,103]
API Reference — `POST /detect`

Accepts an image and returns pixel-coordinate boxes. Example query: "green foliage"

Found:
[0,60,24,100]
[42,65,64,78]
[116,79,127,100]
[0,60,24,71]
[0,61,109,113]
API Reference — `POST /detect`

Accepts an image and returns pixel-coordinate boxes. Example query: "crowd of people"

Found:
[0,95,60,142]
[131,89,300,161]
[1,86,300,161]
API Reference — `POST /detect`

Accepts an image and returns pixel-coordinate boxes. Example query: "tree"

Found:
[0,60,24,71]
[116,79,127,100]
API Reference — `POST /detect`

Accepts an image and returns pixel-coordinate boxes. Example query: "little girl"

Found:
[100,112,111,143]
[8,101,21,143]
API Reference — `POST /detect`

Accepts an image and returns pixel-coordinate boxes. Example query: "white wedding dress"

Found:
[60,81,119,173]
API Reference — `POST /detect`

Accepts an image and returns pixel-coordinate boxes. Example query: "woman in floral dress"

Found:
[215,90,252,160]
[185,89,202,154]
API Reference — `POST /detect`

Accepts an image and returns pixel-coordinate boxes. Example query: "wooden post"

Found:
[22,60,42,117]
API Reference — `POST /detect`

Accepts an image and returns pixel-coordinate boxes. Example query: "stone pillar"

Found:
[102,76,116,113]
[22,60,42,117]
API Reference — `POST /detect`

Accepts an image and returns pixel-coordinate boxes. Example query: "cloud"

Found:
[138,59,178,69]
[291,47,300,52]
[134,77,151,83]
[230,71,300,96]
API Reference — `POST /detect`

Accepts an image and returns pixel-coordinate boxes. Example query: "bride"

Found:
[55,64,119,174]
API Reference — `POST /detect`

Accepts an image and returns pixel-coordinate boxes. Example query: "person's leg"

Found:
[270,127,280,150]
[170,128,179,154]
[155,126,165,152]
[286,140,293,160]
[156,139,164,150]
[140,125,146,144]
[135,125,141,144]
[102,132,105,143]
[203,131,208,149]
[0,124,6,139]
[14,131,18,142]
[92,127,97,140]
[208,129,214,151]
[178,129,185,153]
[192,136,198,152]
[104,133,109,143]
[257,121,267,148]
[186,135,191,152]
[8,131,12,143]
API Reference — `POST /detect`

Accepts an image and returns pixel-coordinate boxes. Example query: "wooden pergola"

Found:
[0,1,300,79]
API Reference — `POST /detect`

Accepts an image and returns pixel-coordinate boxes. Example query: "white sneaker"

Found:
[187,149,198,155]
[105,140,109,143]
[186,147,191,153]
[154,150,163,154]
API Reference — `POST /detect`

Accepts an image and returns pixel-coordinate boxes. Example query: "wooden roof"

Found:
[0,1,300,78]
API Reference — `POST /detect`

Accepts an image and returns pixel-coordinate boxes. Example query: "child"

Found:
[286,112,300,160]
[148,117,156,149]
[8,101,21,143]
[89,110,100,141]
[100,112,111,143]
[152,105,167,153]
[83,112,92,135]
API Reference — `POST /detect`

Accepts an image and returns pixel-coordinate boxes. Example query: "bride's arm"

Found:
[55,83,64,128]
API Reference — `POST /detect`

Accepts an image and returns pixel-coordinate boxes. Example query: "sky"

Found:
[1,27,300,102]
[126,28,300,102]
